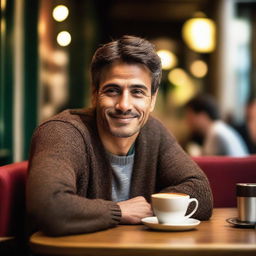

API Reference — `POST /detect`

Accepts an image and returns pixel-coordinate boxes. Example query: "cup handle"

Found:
[185,198,199,219]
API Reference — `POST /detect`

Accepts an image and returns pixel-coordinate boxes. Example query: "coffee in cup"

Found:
[151,193,199,224]
[236,183,256,223]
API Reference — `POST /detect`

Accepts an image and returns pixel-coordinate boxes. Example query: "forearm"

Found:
[27,190,121,236]
[27,155,121,236]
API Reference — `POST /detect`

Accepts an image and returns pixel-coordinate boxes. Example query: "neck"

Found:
[98,130,138,156]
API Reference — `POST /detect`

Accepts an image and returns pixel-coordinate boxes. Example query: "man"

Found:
[233,96,256,154]
[185,94,248,156]
[26,35,213,236]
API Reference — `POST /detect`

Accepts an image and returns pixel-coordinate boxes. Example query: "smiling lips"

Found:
[108,113,139,124]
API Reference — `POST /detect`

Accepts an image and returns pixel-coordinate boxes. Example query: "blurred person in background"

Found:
[185,94,249,156]
[26,35,213,237]
[233,96,256,154]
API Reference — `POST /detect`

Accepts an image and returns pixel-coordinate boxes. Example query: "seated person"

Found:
[26,35,213,236]
[185,94,249,156]
[233,96,256,154]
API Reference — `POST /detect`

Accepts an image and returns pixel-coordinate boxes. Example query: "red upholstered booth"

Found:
[193,155,256,208]
[0,161,28,237]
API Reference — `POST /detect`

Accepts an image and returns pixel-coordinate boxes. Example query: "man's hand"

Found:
[117,196,153,224]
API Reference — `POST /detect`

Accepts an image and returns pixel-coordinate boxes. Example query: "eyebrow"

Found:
[101,84,120,90]
[102,83,149,92]
[130,84,149,92]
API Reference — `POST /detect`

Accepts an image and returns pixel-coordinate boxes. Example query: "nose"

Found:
[115,91,132,113]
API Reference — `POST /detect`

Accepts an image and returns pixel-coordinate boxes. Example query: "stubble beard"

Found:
[108,127,140,138]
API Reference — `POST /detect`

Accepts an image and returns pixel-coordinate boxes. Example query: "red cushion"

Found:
[0,161,28,236]
[193,155,256,207]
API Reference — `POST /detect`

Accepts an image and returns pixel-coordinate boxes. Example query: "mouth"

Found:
[108,113,139,124]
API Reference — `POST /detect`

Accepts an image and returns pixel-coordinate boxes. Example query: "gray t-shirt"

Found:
[107,152,135,202]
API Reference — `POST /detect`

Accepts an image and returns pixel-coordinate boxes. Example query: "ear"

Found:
[149,89,159,112]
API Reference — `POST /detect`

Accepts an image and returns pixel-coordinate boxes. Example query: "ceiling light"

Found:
[157,50,178,70]
[190,60,208,78]
[57,31,71,47]
[53,5,69,22]
[182,12,216,53]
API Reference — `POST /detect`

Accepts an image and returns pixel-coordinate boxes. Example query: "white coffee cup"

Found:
[151,193,199,224]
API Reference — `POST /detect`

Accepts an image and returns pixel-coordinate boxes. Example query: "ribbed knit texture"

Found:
[107,152,135,202]
[26,108,213,236]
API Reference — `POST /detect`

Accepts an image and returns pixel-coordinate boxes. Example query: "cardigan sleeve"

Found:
[26,121,121,236]
[156,123,213,221]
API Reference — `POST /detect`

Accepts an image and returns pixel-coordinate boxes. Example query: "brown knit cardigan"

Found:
[26,108,213,236]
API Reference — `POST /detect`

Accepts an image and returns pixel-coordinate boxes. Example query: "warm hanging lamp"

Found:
[182,12,216,53]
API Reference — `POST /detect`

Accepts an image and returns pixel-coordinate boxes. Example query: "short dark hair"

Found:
[185,94,220,120]
[246,94,256,106]
[90,35,162,95]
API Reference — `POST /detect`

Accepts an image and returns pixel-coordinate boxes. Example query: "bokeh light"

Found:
[168,68,196,105]
[168,68,189,86]
[182,14,216,53]
[157,50,178,70]
[57,31,71,47]
[52,5,69,22]
[190,60,208,78]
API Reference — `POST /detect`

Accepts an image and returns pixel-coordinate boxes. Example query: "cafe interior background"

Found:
[1,0,256,165]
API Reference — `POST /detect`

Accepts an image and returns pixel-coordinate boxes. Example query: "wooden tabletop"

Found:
[30,208,256,256]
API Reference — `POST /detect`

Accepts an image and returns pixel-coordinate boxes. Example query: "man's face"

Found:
[186,108,201,133]
[248,101,256,142]
[94,61,157,138]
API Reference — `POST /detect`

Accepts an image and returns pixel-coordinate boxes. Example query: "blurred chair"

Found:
[193,155,256,207]
[0,161,28,255]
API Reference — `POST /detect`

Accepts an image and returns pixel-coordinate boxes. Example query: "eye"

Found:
[104,87,120,96]
[131,89,146,97]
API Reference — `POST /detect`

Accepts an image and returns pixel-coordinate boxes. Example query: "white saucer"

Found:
[141,216,200,231]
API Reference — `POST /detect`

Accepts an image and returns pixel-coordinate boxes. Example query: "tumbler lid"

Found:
[236,183,256,197]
